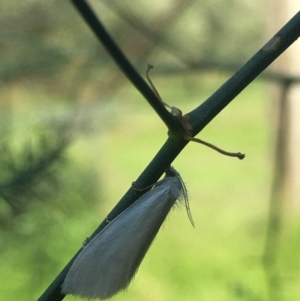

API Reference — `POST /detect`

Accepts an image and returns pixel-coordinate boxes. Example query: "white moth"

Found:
[62,167,192,299]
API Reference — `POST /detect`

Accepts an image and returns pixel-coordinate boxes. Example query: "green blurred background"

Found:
[0,1,299,301]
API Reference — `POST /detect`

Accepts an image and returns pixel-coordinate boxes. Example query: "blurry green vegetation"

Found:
[0,0,263,86]
[1,72,299,301]
[0,1,299,301]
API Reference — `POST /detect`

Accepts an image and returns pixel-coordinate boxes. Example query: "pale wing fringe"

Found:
[62,176,182,299]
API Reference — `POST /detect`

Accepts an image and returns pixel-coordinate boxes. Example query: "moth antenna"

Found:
[178,172,195,228]
[166,167,195,227]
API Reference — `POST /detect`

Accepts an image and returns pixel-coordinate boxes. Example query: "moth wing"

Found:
[62,176,181,299]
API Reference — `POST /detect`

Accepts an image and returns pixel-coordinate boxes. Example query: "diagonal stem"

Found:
[70,0,183,133]
[37,3,300,301]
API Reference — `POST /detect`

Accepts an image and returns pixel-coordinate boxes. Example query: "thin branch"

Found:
[146,63,245,159]
[70,0,182,134]
[37,3,300,300]
[101,1,300,85]
[101,0,195,63]
[187,13,300,134]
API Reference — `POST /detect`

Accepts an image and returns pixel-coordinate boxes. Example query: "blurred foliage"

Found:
[1,1,299,301]
[0,124,102,300]
[0,0,263,92]
[0,131,68,224]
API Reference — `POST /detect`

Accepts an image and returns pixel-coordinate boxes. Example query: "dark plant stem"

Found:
[188,14,300,134]
[37,2,300,300]
[70,0,183,134]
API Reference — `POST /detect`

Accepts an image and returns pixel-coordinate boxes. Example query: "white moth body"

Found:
[62,169,185,299]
